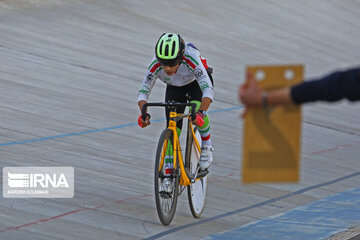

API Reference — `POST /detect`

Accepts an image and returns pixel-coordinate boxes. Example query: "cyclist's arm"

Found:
[197,72,214,111]
[137,76,154,126]
[138,58,160,111]
[138,100,147,113]
[137,99,150,128]
[138,74,156,106]
[199,97,212,111]
[192,57,214,109]
[137,58,160,127]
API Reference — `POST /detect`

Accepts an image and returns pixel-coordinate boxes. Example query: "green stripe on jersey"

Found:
[148,59,158,70]
[181,60,194,72]
[155,66,163,75]
[184,54,199,65]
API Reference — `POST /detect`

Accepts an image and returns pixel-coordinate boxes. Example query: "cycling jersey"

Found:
[137,44,214,102]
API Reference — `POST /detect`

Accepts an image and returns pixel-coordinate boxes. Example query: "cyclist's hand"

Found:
[138,113,151,128]
[193,110,205,127]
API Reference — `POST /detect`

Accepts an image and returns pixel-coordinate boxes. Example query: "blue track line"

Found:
[143,171,360,240]
[207,187,360,240]
[0,106,243,147]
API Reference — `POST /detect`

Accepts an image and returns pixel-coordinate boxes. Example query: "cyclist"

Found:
[137,33,214,192]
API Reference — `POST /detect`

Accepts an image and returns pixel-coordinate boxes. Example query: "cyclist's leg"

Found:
[188,81,214,169]
[189,100,212,146]
[164,140,174,174]
[165,84,188,131]
[187,82,212,147]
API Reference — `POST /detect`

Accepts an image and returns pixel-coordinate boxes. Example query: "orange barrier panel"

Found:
[242,65,303,183]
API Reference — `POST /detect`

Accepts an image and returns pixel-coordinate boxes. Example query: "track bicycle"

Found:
[141,102,209,225]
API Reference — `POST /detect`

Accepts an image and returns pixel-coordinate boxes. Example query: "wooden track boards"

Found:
[0,1,359,239]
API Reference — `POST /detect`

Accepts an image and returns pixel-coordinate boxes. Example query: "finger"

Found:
[240,71,253,94]
[245,71,252,87]
[239,83,251,104]
[246,71,252,80]
[247,72,256,86]
[239,84,245,94]
[138,115,144,128]
[239,84,246,100]
[197,119,204,127]
[247,71,255,81]
[241,107,249,119]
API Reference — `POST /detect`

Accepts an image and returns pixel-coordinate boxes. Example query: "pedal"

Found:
[197,169,209,178]
[191,169,209,183]
[159,191,172,199]
[191,164,201,183]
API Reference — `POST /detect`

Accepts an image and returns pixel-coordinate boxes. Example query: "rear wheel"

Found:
[154,129,179,225]
[185,122,208,218]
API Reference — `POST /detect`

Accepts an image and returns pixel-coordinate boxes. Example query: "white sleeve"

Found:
[137,58,160,102]
[193,56,214,101]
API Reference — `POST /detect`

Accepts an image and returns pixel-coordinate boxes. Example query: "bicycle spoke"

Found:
[186,125,208,218]
[154,129,179,225]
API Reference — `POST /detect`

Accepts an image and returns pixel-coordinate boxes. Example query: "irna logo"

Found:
[3,167,74,198]
[8,172,69,188]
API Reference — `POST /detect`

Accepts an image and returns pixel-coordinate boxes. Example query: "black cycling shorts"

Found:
[165,70,214,130]
[165,80,202,130]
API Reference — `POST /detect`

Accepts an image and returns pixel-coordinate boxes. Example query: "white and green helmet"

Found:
[155,33,185,66]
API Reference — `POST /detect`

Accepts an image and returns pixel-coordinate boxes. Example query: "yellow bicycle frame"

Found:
[159,111,201,186]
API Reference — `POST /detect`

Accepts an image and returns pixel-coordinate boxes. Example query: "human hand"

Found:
[239,72,263,118]
[239,72,263,106]
[138,113,151,128]
[192,110,205,127]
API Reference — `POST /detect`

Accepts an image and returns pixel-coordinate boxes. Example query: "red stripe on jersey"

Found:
[200,56,209,69]
[201,134,210,141]
[150,62,161,73]
[183,56,196,69]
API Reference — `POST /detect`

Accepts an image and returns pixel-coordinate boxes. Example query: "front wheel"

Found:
[185,123,208,218]
[154,128,179,225]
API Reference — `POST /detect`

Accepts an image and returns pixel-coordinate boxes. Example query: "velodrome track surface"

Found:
[0,0,359,239]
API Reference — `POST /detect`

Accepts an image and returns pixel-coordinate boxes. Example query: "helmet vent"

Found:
[171,41,176,56]
[159,41,163,55]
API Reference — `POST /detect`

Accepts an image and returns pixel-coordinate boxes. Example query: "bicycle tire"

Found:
[154,128,180,225]
[185,121,208,218]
